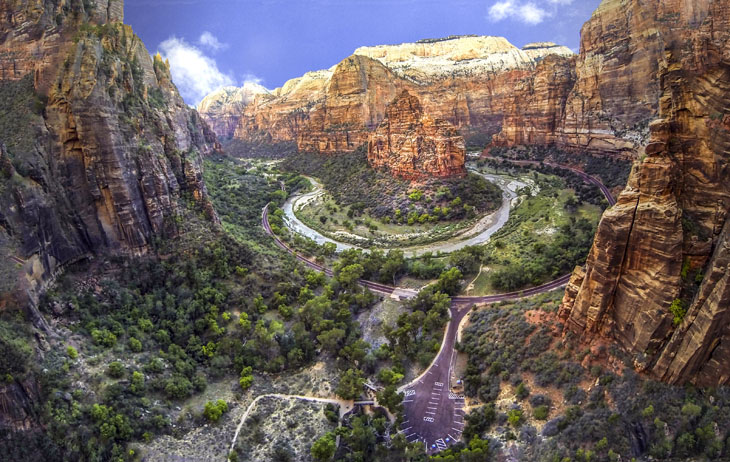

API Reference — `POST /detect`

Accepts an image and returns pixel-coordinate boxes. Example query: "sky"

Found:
[124,0,602,105]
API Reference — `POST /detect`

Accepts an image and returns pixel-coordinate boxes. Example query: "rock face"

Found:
[368,91,466,180]
[198,83,270,139]
[201,37,574,154]
[0,0,219,314]
[559,0,730,386]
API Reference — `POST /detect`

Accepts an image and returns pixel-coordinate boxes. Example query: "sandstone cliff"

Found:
[203,37,573,154]
[559,0,730,386]
[198,83,270,139]
[0,0,219,315]
[368,91,466,180]
[491,0,670,155]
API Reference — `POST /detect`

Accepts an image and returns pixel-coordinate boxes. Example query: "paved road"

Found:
[280,174,520,258]
[397,303,470,453]
[261,162,616,453]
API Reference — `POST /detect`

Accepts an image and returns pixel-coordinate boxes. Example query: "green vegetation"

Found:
[464,167,602,293]
[456,291,730,461]
[0,318,34,380]
[282,148,501,226]
[670,299,687,326]
[311,432,337,461]
[0,154,385,460]
[203,399,229,422]
[489,145,632,190]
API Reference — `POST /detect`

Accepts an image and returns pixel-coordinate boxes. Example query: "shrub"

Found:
[311,432,336,461]
[515,382,530,400]
[670,299,687,326]
[128,337,142,352]
[107,361,125,378]
[203,399,228,422]
[66,346,78,360]
[533,405,549,420]
[508,409,524,428]
[239,366,253,391]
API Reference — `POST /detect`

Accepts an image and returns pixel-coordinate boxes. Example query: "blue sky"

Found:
[125,0,602,104]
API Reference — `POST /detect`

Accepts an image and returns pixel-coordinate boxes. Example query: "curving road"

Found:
[281,174,521,258]
[262,162,615,453]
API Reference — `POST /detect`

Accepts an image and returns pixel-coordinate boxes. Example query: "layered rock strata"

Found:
[559,0,730,386]
[198,83,270,139]
[203,38,575,154]
[0,0,219,311]
[368,91,466,180]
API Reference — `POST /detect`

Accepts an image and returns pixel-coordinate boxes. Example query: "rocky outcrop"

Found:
[559,0,730,386]
[368,91,466,180]
[198,83,270,139]
[0,0,219,312]
[296,55,405,153]
[205,37,574,154]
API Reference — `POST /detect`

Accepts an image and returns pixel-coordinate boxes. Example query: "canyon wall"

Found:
[0,0,219,315]
[368,91,466,180]
[203,37,574,154]
[559,0,730,386]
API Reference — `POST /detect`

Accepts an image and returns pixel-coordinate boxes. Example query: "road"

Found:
[397,303,470,453]
[261,162,615,453]
[280,174,520,258]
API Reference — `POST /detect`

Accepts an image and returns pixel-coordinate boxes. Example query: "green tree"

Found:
[337,264,365,291]
[239,366,253,391]
[128,337,142,352]
[507,409,523,427]
[66,345,78,360]
[317,328,346,352]
[376,384,403,414]
[336,368,364,400]
[107,361,125,378]
[311,432,336,461]
[130,371,145,394]
[435,267,463,295]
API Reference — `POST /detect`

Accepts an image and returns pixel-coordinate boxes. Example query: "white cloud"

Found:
[488,0,516,22]
[488,0,568,25]
[159,36,236,104]
[519,3,548,24]
[199,31,227,52]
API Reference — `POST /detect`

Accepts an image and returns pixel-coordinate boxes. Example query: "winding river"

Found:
[282,170,525,258]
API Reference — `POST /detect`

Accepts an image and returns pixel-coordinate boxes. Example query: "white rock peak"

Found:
[353,35,573,82]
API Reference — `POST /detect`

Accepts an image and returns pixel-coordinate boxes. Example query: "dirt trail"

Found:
[229,394,353,456]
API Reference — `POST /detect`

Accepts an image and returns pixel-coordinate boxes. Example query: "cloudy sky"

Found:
[125,0,602,105]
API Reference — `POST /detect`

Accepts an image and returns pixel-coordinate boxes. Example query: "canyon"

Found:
[203,37,576,153]
[202,0,730,386]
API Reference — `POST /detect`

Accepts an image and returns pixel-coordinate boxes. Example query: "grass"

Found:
[460,168,602,295]
[294,192,484,248]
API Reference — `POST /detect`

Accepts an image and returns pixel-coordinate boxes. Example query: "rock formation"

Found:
[201,37,574,154]
[558,0,730,386]
[368,91,466,180]
[0,0,219,314]
[198,83,270,139]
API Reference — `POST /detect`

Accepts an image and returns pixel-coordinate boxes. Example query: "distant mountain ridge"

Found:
[198,35,574,152]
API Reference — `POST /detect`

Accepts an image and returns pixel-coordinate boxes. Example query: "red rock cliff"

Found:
[0,0,219,314]
[558,0,730,386]
[203,38,573,154]
[368,91,466,180]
